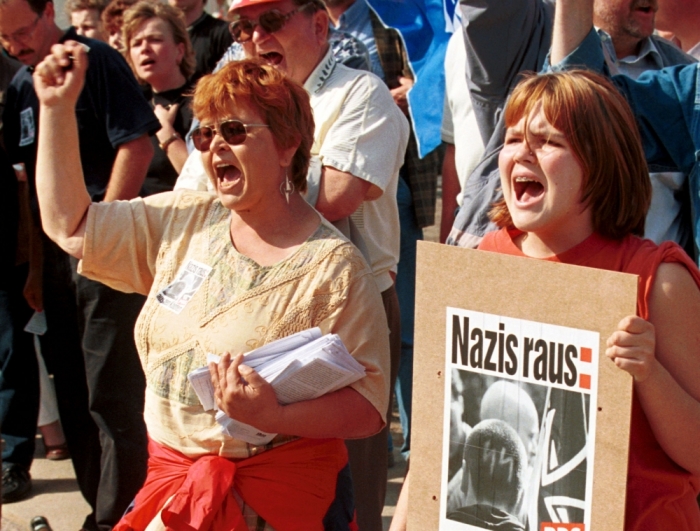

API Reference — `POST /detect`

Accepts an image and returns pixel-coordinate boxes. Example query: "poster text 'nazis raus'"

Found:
[449,311,594,391]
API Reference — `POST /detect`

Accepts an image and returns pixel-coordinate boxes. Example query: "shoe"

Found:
[2,464,32,503]
[30,516,53,531]
[45,442,70,461]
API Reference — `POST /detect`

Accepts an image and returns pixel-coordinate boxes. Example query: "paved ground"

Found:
[1,440,91,530]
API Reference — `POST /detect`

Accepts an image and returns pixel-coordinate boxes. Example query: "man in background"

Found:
[0,51,38,505]
[324,0,442,487]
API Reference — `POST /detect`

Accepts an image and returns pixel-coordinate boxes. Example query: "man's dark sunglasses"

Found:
[191,120,269,151]
[228,3,313,43]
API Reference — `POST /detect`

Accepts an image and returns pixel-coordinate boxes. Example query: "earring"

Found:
[280,171,295,204]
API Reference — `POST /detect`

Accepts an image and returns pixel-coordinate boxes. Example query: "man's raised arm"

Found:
[551,0,594,64]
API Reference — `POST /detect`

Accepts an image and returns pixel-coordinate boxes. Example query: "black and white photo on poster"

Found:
[439,308,599,531]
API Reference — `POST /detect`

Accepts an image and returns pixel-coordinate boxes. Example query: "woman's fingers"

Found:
[615,315,652,335]
[605,315,656,381]
[166,103,179,119]
[35,54,65,86]
[210,352,232,405]
[612,356,647,374]
[33,41,88,105]
[238,363,266,390]
[226,353,245,389]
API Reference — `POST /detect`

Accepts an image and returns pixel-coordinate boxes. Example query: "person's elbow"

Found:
[351,402,385,438]
[43,216,87,260]
[363,407,385,437]
[58,235,86,260]
[316,168,375,221]
[316,196,365,222]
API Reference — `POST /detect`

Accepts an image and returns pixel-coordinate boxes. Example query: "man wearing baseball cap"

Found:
[176,0,408,527]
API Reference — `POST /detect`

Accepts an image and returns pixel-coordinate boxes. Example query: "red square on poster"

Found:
[581,347,592,363]
[580,373,591,389]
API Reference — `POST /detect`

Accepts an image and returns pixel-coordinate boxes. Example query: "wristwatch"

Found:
[159,133,180,151]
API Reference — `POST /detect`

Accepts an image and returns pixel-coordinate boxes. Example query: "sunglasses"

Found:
[191,120,269,151]
[228,3,313,43]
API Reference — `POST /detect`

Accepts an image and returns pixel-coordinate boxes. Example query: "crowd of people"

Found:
[1,0,700,529]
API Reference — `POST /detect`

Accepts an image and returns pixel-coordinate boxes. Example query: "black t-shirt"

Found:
[0,146,18,278]
[3,27,160,215]
[188,12,233,82]
[0,54,21,276]
[142,82,194,196]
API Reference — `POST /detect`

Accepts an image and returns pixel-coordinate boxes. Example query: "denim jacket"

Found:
[552,29,700,261]
[446,0,554,248]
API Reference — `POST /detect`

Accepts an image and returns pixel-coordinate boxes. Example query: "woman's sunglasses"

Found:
[191,120,269,151]
[228,3,313,43]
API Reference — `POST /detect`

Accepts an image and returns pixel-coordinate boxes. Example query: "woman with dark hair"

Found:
[481,70,700,530]
[123,1,195,194]
[32,44,388,531]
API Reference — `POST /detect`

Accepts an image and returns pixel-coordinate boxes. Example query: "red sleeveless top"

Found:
[479,229,700,530]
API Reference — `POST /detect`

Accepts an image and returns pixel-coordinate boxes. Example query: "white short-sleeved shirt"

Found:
[304,49,409,292]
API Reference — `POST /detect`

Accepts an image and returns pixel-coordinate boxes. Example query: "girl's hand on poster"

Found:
[605,316,657,382]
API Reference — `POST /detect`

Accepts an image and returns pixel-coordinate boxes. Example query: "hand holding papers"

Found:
[187,328,366,445]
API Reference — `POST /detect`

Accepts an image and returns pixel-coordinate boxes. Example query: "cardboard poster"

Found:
[409,243,638,531]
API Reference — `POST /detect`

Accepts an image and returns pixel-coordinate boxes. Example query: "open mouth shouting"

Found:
[513,175,544,205]
[259,51,283,66]
[215,162,243,190]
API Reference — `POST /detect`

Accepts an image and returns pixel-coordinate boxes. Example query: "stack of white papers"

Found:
[187,328,366,445]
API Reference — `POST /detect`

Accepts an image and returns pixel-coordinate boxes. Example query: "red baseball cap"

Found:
[229,0,282,13]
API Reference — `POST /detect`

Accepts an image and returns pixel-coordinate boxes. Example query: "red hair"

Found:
[193,60,314,192]
[490,70,651,240]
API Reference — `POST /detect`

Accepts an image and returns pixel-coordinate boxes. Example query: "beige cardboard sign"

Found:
[409,242,638,531]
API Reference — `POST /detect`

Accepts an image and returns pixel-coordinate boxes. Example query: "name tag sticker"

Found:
[19,107,35,147]
[155,259,212,314]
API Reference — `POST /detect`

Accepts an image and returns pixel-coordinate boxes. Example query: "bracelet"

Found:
[159,133,180,152]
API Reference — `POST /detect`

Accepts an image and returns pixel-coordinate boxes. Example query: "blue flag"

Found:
[366,0,458,157]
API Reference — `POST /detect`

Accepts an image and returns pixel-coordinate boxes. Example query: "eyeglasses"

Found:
[191,120,270,151]
[0,11,42,47]
[228,3,313,43]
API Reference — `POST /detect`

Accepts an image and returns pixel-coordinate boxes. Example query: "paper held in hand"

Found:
[187,328,366,445]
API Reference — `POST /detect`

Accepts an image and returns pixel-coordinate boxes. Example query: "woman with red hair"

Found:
[480,70,700,530]
[31,46,388,530]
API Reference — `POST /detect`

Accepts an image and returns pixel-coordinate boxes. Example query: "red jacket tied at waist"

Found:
[114,437,348,531]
